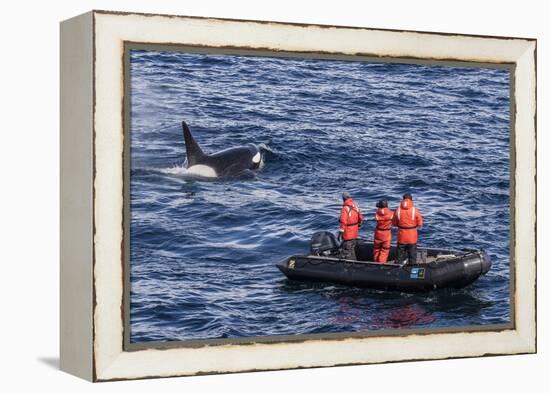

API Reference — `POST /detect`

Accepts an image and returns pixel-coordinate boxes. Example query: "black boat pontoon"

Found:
[276,231,491,292]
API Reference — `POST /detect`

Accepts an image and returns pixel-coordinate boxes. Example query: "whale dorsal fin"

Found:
[182,121,206,167]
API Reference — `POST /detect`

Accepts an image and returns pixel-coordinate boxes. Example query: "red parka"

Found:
[339,198,363,241]
[392,199,423,244]
[373,207,393,263]
[374,207,393,241]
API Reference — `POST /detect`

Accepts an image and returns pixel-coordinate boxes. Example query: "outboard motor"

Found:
[310,231,340,256]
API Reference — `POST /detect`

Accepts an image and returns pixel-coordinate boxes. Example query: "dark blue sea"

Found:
[129,50,511,343]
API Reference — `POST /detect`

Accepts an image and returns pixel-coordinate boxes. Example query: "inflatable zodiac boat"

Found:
[276,231,491,292]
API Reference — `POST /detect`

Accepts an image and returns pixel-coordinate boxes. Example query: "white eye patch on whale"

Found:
[182,121,263,179]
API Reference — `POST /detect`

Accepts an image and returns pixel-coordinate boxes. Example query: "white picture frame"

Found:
[60,10,536,382]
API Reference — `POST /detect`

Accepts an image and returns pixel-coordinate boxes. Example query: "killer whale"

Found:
[182,121,263,178]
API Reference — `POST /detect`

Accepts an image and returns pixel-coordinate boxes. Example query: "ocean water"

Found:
[129,50,511,343]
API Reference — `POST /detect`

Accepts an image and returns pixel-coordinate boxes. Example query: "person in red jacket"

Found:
[373,199,393,263]
[392,193,423,265]
[338,192,363,260]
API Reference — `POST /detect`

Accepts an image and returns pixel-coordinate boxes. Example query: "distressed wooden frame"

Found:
[60,10,536,382]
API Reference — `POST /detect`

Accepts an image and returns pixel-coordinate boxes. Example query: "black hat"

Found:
[403,193,413,200]
[376,199,388,208]
[342,192,351,200]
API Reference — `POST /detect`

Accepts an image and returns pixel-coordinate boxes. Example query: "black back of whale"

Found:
[182,121,261,178]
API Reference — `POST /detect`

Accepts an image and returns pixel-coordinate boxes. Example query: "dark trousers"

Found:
[397,243,417,264]
[340,239,357,260]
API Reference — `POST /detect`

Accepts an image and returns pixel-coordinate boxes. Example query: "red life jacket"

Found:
[392,199,423,244]
[374,207,393,241]
[339,198,363,241]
